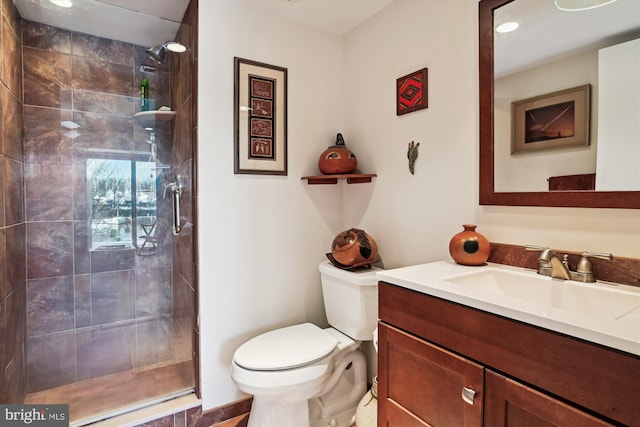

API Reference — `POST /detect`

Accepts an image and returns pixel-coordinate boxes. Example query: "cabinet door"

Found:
[378,323,484,427]
[484,370,615,427]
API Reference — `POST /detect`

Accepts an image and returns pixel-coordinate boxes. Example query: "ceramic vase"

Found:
[355,376,377,427]
[318,133,357,175]
[330,228,379,269]
[449,224,490,266]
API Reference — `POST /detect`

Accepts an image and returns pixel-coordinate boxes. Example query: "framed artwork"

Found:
[512,84,590,154]
[234,57,288,175]
[396,68,428,115]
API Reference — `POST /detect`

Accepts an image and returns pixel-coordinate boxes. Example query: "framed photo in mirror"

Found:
[511,84,590,154]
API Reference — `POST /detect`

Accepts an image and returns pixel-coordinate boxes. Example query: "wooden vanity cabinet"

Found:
[378,282,640,427]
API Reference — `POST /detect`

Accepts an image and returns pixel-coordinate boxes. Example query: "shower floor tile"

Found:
[25,360,194,425]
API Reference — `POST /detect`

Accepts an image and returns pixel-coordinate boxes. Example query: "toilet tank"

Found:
[319,260,380,341]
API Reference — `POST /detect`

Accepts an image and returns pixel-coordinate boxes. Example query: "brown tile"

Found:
[25,163,73,221]
[72,33,134,67]
[72,56,133,96]
[0,157,4,228]
[91,270,135,325]
[74,274,91,328]
[76,323,135,379]
[90,247,135,273]
[72,111,134,152]
[2,84,23,161]
[73,164,89,220]
[5,223,25,294]
[23,47,72,108]
[26,221,73,279]
[0,228,5,298]
[26,331,76,392]
[73,89,133,116]
[3,15,22,100]
[135,267,172,317]
[4,156,23,225]
[5,283,26,372]
[73,220,90,274]
[3,352,26,403]
[1,0,21,37]
[24,106,74,165]
[172,96,192,167]
[26,275,75,336]
[22,20,71,53]
[135,316,173,367]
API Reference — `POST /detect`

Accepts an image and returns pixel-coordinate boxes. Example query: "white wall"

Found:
[342,0,479,269]
[198,0,640,412]
[596,38,640,191]
[198,0,347,410]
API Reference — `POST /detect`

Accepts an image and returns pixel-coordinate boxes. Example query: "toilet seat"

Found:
[234,323,337,371]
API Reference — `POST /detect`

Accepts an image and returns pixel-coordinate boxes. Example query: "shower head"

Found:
[145,41,187,64]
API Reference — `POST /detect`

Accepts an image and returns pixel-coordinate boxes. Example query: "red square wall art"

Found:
[396,68,428,116]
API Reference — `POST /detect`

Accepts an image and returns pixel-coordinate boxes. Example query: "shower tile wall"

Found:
[21,19,175,393]
[0,0,26,404]
[170,0,198,388]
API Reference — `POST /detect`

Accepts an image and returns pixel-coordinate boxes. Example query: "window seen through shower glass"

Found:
[87,159,157,249]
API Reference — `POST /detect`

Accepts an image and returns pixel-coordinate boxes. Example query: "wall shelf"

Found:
[135,110,176,126]
[301,173,377,185]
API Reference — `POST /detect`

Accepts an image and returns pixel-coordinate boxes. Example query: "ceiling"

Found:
[13,0,394,48]
[494,0,640,78]
[12,0,639,75]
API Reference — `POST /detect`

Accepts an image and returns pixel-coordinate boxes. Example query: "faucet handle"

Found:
[576,252,613,274]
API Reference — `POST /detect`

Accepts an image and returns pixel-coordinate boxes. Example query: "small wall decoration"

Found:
[512,84,590,154]
[407,141,420,175]
[396,68,428,115]
[234,57,288,175]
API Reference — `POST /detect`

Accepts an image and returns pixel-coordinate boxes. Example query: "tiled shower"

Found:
[0,0,198,423]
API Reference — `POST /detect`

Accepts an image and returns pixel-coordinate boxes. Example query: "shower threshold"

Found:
[26,361,195,426]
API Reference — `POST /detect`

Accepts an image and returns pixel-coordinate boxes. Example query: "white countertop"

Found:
[377,260,640,356]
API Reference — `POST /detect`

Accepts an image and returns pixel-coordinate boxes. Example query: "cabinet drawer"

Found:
[378,323,484,427]
[485,370,615,427]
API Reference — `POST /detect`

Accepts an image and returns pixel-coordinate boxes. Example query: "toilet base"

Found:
[248,397,309,427]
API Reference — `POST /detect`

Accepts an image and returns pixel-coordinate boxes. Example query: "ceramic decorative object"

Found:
[449,224,490,266]
[327,228,379,270]
[318,133,357,175]
[355,376,378,427]
[407,141,420,175]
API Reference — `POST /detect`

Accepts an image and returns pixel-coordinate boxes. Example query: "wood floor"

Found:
[26,361,194,425]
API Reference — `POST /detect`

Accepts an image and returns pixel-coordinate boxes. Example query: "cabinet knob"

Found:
[462,387,477,405]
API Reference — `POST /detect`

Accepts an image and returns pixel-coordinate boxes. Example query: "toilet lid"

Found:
[234,323,337,371]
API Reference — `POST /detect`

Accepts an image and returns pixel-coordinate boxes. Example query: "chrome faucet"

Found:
[526,245,613,283]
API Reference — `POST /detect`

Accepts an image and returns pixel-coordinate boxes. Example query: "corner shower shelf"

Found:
[135,110,176,126]
[301,173,377,185]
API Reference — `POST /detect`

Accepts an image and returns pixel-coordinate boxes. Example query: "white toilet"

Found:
[231,260,380,427]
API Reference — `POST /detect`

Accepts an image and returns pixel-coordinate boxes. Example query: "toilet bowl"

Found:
[231,261,380,427]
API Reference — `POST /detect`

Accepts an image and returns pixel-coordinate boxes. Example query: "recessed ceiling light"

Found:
[496,22,519,33]
[554,0,617,11]
[49,0,73,7]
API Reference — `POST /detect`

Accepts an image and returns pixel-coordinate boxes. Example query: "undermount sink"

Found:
[444,268,639,321]
[376,261,640,356]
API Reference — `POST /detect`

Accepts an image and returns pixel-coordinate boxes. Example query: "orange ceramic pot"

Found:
[448,224,490,266]
[318,133,357,175]
[331,228,378,268]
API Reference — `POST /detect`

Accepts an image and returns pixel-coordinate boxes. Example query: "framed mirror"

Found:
[479,0,640,208]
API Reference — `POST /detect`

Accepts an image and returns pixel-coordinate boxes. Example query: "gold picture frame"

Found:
[511,84,590,154]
